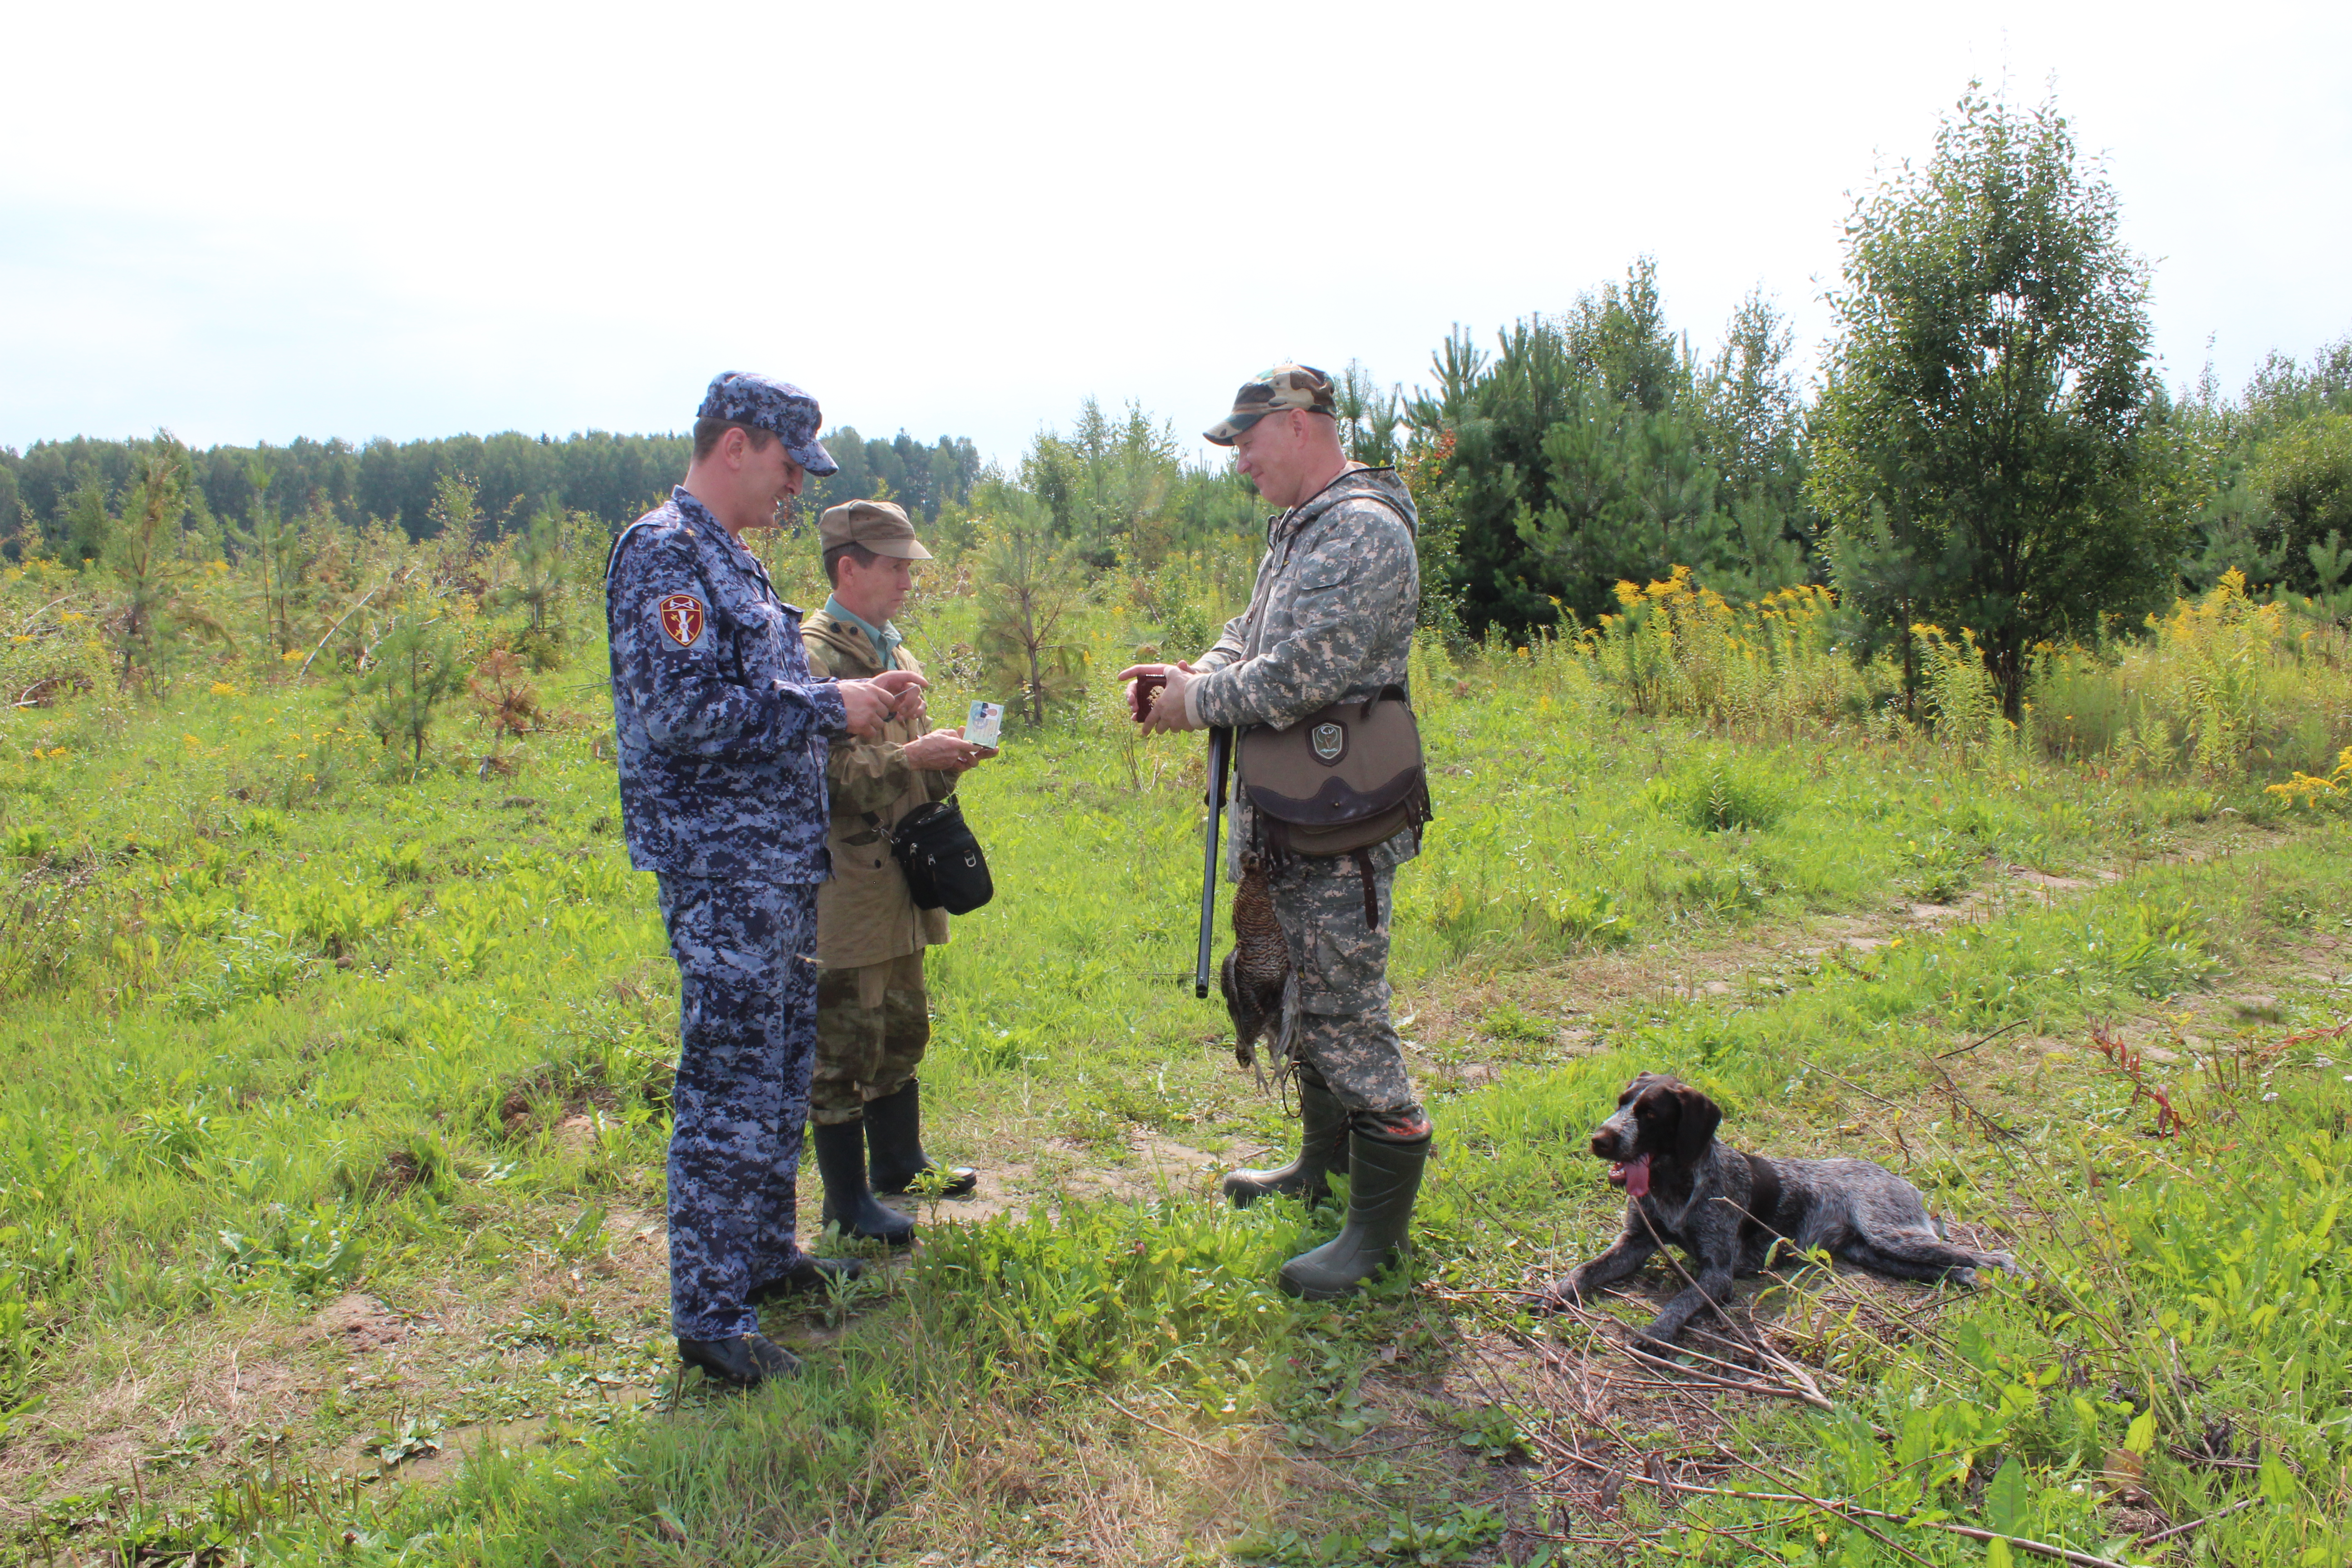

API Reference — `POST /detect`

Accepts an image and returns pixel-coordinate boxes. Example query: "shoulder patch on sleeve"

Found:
[656,593,707,649]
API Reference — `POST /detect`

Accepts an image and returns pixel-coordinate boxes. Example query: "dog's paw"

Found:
[1981,1251,2031,1281]
[1525,1276,1585,1315]
[1627,1328,1683,1361]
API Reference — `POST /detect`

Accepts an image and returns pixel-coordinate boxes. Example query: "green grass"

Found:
[1,547,2350,1565]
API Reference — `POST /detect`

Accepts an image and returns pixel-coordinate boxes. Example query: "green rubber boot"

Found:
[1222,1070,1349,1209]
[1276,1129,1428,1301]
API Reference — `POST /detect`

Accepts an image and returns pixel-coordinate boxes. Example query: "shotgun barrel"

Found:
[1195,725,1233,999]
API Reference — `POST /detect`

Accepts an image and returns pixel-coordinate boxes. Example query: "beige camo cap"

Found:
[1204,363,1338,446]
[818,498,933,560]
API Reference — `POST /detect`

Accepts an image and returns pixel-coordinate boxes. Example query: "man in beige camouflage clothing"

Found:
[1119,364,1429,1301]
[803,500,986,1245]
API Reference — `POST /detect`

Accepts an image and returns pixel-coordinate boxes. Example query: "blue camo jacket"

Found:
[605,486,848,881]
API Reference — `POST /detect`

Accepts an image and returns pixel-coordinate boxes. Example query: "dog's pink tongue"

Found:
[1623,1154,1652,1198]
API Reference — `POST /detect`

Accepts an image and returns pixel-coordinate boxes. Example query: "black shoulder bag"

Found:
[879,799,995,915]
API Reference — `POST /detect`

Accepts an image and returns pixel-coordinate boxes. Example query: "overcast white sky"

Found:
[2,0,2346,470]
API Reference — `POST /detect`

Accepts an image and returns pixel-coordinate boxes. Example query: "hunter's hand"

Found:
[1135,662,1202,735]
[873,667,929,724]
[838,671,927,739]
[902,727,984,773]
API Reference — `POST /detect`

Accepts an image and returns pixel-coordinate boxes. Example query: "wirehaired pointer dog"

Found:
[1531,1073,2017,1346]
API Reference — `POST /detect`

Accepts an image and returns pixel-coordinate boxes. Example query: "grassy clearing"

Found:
[1,541,2350,1566]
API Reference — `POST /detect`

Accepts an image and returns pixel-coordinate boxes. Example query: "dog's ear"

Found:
[1672,1085,1722,1165]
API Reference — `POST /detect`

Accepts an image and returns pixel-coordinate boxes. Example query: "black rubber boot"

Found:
[865,1078,978,1198]
[813,1120,915,1246]
[1276,1129,1429,1301]
[1222,1070,1350,1208]
[677,1332,800,1387]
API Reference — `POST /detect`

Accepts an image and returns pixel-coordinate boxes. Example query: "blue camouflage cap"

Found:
[697,372,839,476]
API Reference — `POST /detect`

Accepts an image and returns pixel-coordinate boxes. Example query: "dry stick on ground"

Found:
[1733,1441,2163,1568]
[1624,1197,1838,1411]
[1738,1264,1974,1403]
[1799,1059,1905,1110]
[1439,1185,1938,1420]
[2137,1495,2259,1545]
[1935,1018,2032,1059]
[1504,1296,1829,1411]
[1536,1437,2152,1568]
[1926,1061,2025,1141]
[1459,1255,1855,1420]
[1100,1396,1230,1462]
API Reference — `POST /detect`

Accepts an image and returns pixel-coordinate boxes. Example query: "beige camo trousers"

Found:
[810,951,930,1125]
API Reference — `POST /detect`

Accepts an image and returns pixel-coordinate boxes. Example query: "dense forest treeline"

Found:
[0,425,983,557]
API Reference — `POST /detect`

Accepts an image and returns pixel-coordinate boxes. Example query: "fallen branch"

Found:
[2137,1495,2258,1545]
[299,583,387,677]
[1936,1019,2031,1059]
[1099,1395,1231,1461]
[1800,1058,1904,1110]
[1615,1334,1834,1411]
[1538,1440,2154,1568]
[9,595,71,637]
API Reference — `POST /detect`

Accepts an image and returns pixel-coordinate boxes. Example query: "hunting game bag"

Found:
[1236,685,1432,863]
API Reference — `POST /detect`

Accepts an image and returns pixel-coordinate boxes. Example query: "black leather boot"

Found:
[1222,1069,1349,1208]
[865,1078,977,1197]
[813,1120,915,1246]
[676,1332,800,1387]
[1276,1128,1429,1300]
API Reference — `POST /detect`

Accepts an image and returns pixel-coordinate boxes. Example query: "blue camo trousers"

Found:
[656,873,819,1341]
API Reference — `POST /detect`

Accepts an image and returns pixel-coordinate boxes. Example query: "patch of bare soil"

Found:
[1028,1133,1222,1211]
[0,1225,696,1542]
[313,1293,405,1352]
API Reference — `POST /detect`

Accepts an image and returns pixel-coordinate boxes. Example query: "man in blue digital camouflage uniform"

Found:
[607,372,927,1388]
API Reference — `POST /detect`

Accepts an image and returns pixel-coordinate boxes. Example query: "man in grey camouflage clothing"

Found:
[1119,363,1430,1301]
[607,372,926,1388]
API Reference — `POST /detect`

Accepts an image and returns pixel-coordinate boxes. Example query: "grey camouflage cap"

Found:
[1204,363,1338,446]
[697,372,840,476]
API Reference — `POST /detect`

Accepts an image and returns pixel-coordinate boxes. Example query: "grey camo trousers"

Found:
[1267,857,1429,1139]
